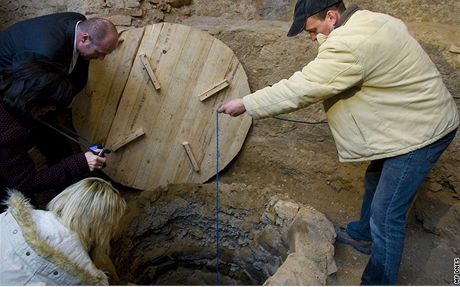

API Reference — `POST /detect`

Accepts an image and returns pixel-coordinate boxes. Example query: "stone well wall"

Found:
[1,0,458,30]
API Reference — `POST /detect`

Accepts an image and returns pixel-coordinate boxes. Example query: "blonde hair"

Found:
[47,177,126,257]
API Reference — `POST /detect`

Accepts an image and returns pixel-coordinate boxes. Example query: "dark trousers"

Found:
[346,129,457,285]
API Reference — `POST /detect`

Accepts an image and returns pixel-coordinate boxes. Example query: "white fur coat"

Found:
[0,191,108,285]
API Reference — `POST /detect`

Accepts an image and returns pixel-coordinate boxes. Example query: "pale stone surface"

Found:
[264,254,327,285]
[106,0,124,9]
[108,14,132,26]
[125,0,140,8]
[273,200,299,221]
[258,0,293,21]
[107,7,143,16]
[166,0,192,8]
[263,198,337,285]
[415,189,460,249]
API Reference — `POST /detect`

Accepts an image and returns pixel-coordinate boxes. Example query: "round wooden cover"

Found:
[72,23,252,190]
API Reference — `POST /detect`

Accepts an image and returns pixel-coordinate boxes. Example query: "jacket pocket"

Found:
[349,113,368,145]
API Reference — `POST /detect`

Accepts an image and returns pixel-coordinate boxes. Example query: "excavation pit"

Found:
[113,183,337,285]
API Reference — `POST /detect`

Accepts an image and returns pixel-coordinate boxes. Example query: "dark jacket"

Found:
[0,103,89,200]
[0,12,89,95]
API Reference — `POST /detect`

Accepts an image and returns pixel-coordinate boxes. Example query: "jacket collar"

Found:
[65,19,80,68]
[316,4,360,46]
[335,4,360,28]
[6,191,108,285]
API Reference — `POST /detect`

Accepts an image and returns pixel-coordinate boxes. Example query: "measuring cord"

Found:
[215,111,221,285]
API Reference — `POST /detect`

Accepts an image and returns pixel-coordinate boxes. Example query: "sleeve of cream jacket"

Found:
[243,39,364,119]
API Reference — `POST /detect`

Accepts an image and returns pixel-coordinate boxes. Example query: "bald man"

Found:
[0,12,118,95]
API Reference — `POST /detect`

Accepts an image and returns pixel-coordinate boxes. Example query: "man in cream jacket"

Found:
[218,0,458,285]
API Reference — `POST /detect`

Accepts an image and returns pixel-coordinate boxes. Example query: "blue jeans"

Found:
[346,129,457,285]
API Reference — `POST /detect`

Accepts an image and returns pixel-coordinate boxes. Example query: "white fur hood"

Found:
[1,191,108,285]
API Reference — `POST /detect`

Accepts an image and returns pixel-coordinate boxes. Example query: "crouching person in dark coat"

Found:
[0,59,107,210]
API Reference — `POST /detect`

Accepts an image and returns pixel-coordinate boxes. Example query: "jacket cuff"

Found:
[65,153,89,178]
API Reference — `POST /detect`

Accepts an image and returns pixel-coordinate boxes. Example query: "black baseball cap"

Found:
[287,0,342,37]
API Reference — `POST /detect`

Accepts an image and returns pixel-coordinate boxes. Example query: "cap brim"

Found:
[287,16,306,37]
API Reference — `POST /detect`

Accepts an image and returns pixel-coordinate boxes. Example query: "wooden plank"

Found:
[122,23,193,188]
[103,24,164,187]
[172,39,235,183]
[110,128,145,152]
[198,79,229,102]
[175,40,251,184]
[138,23,210,188]
[76,23,252,190]
[139,54,161,90]
[72,27,145,145]
[181,142,200,173]
[139,24,250,189]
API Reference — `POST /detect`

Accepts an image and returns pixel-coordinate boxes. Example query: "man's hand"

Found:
[217,98,246,117]
[84,151,106,171]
